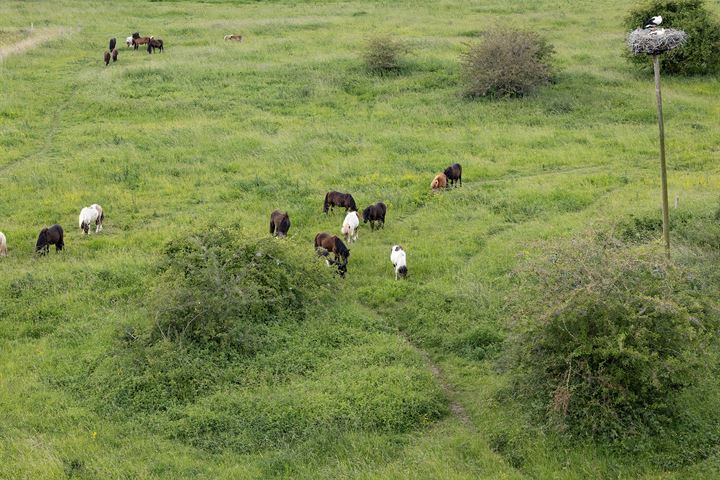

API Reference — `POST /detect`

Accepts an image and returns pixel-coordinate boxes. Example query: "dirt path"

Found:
[399,332,474,429]
[0,27,70,62]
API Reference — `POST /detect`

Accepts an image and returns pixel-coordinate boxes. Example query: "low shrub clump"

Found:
[460,28,555,98]
[363,35,408,74]
[152,226,332,351]
[509,235,716,440]
[624,0,720,75]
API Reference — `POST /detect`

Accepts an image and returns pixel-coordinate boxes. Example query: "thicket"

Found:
[509,231,718,441]
[460,28,555,98]
[362,35,409,74]
[624,0,720,75]
[152,227,332,351]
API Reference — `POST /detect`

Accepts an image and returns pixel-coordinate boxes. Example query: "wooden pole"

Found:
[653,55,671,259]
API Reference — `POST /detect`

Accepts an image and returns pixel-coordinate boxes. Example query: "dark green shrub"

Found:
[460,28,555,98]
[510,237,714,440]
[363,36,408,74]
[624,0,720,75]
[153,226,332,351]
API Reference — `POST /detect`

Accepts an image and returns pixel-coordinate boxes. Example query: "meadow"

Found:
[1,0,719,478]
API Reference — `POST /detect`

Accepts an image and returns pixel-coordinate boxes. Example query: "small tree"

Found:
[460,28,555,98]
[363,36,408,74]
[624,0,720,75]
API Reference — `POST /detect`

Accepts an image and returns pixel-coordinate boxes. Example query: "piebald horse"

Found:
[79,204,105,234]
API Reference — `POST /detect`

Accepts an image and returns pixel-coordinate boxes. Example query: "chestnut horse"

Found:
[132,32,151,50]
[36,224,64,255]
[314,232,350,276]
[323,191,357,214]
[431,173,447,190]
[269,210,291,238]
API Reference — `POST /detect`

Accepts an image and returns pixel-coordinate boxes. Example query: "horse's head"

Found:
[362,206,371,223]
[35,229,48,252]
[132,32,140,39]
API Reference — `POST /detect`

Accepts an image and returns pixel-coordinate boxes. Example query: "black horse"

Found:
[147,37,164,54]
[314,232,350,277]
[103,50,111,66]
[444,163,462,187]
[323,191,357,214]
[36,224,64,255]
[362,202,386,230]
[269,210,291,238]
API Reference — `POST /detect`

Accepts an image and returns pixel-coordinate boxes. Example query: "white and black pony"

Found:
[79,204,105,234]
[390,245,407,280]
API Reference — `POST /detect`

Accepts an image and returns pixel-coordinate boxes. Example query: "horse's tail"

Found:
[323,192,330,213]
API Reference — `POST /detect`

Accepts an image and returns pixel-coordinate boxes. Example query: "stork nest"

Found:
[627,28,687,56]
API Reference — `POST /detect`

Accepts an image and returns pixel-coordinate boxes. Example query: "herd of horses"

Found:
[104,32,164,65]
[0,142,459,279]
[267,162,461,278]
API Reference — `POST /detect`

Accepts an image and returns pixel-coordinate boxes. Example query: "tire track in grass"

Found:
[398,331,474,429]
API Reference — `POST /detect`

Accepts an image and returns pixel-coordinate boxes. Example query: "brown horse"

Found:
[314,232,350,276]
[224,35,243,41]
[323,191,357,214]
[111,48,118,62]
[430,173,447,190]
[269,210,290,238]
[104,50,111,66]
[362,202,386,230]
[444,163,462,187]
[132,32,151,50]
[36,224,64,255]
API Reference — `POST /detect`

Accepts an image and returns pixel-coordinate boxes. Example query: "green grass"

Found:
[1,0,719,478]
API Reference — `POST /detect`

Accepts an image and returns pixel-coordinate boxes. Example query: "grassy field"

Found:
[1,0,719,478]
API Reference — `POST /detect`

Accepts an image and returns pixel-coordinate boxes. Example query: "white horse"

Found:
[390,245,407,280]
[0,232,7,257]
[341,211,360,243]
[79,204,104,234]
[125,36,133,47]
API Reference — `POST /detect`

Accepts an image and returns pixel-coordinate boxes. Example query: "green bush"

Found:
[460,28,555,98]
[624,0,720,75]
[509,237,714,440]
[153,227,332,351]
[363,36,408,74]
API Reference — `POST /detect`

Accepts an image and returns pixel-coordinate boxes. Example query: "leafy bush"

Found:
[624,0,720,75]
[152,226,332,351]
[509,237,715,440]
[460,28,555,98]
[363,36,408,74]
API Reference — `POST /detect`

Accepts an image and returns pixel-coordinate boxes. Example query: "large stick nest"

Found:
[628,28,687,56]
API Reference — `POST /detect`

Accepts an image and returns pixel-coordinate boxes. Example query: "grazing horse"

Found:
[323,191,357,214]
[362,202,386,231]
[341,211,360,243]
[79,204,104,234]
[125,36,133,47]
[147,37,164,53]
[224,35,243,41]
[314,232,350,276]
[109,37,117,51]
[430,173,447,190]
[131,32,151,50]
[112,48,118,62]
[36,224,64,255]
[269,210,291,238]
[104,50,111,66]
[390,245,407,280]
[444,163,462,187]
[0,232,7,257]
